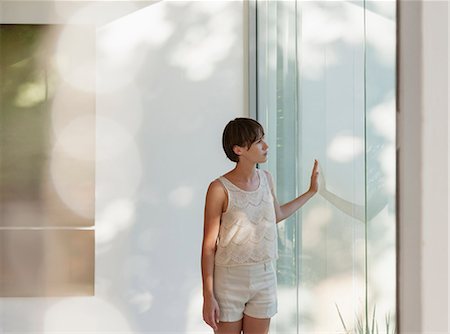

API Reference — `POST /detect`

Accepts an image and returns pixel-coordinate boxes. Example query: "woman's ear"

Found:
[232,145,241,156]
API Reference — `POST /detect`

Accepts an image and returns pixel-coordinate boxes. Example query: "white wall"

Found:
[420,0,448,331]
[0,1,246,333]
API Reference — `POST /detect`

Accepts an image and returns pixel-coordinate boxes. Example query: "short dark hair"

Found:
[222,118,265,162]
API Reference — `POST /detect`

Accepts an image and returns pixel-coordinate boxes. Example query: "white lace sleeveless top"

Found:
[214,168,278,267]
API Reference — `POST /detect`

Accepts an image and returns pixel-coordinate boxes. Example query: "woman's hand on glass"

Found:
[308,159,320,194]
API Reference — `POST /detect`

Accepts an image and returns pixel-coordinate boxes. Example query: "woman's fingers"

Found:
[312,159,319,176]
[203,298,220,330]
[207,316,217,331]
[203,312,216,330]
[214,307,220,329]
[211,320,217,330]
[215,306,220,322]
[207,309,217,330]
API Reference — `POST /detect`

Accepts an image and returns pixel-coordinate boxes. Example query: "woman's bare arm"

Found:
[264,164,317,224]
[201,180,225,330]
[201,180,225,299]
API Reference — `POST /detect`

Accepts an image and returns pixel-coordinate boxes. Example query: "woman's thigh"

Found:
[214,318,243,334]
[242,314,270,334]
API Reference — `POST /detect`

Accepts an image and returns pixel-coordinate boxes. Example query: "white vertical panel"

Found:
[421,0,448,331]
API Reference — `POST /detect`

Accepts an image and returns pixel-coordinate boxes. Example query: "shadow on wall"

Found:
[95,1,242,333]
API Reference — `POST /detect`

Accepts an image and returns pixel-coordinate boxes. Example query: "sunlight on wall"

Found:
[135,227,159,253]
[97,2,174,93]
[94,126,142,197]
[127,288,154,314]
[186,287,210,333]
[95,116,139,161]
[54,1,139,24]
[96,84,144,136]
[169,1,236,81]
[44,297,133,332]
[120,254,156,314]
[96,198,136,245]
[168,186,194,208]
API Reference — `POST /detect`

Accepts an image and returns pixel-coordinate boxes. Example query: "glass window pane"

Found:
[256,1,396,332]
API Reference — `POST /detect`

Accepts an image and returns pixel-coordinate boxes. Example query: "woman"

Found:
[201,118,319,334]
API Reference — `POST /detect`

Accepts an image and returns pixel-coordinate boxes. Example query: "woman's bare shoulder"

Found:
[204,179,227,214]
[206,178,227,197]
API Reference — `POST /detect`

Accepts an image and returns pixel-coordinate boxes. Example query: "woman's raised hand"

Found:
[308,159,319,194]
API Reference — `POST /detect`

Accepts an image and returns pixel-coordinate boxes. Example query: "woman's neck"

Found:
[230,162,258,183]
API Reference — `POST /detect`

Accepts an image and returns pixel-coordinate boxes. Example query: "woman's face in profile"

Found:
[246,136,269,163]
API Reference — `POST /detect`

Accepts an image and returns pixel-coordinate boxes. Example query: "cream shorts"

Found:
[213,261,278,322]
